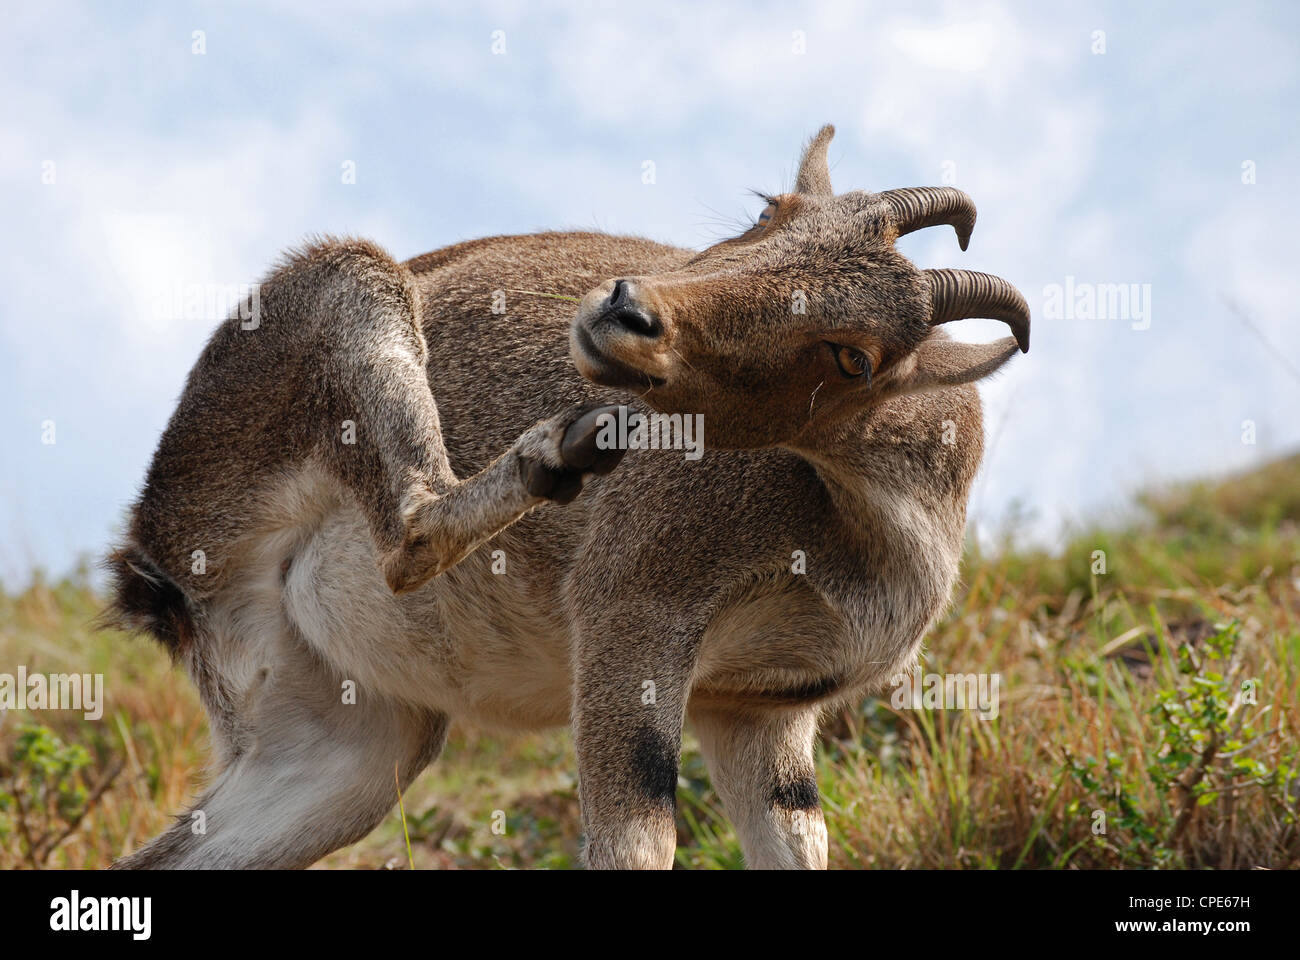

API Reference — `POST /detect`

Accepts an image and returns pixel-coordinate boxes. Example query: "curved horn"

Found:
[795,124,835,196]
[924,268,1031,353]
[880,187,977,251]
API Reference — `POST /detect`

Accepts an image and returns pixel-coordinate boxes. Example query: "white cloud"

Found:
[890,22,1000,72]
[1,0,1297,582]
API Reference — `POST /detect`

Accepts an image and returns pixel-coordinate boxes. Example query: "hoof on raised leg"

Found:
[519,404,629,505]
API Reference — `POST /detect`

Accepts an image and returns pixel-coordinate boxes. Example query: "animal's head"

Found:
[570,124,1030,449]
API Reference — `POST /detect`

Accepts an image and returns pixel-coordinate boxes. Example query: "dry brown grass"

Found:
[2,453,1297,869]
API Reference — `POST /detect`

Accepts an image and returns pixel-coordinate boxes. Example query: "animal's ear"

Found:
[884,335,1021,398]
[795,124,835,196]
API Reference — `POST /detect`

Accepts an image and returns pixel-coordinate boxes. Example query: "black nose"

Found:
[603,280,662,338]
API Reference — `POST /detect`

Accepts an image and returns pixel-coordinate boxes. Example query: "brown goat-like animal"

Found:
[106,125,1029,869]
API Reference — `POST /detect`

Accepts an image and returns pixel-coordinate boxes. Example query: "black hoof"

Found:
[520,405,630,505]
[560,404,627,475]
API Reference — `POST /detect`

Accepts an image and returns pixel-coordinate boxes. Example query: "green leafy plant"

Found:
[1063,621,1298,867]
[0,722,120,868]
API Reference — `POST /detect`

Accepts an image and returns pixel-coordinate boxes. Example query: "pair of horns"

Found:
[795,124,1030,352]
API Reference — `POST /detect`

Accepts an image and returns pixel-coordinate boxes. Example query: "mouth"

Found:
[572,322,667,390]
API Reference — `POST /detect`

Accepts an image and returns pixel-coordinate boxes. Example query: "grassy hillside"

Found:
[2,453,1297,869]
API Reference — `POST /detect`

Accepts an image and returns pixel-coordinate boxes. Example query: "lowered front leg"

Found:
[572,632,695,870]
[690,705,828,869]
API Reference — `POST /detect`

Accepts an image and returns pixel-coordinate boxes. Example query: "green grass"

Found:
[2,453,1298,869]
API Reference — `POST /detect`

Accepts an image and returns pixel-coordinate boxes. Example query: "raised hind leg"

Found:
[120,238,626,620]
[276,240,627,594]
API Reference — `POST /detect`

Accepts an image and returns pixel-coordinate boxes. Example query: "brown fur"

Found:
[106,125,1027,870]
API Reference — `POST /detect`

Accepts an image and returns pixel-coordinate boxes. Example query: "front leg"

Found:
[385,404,625,593]
[572,625,696,869]
[565,450,750,869]
[690,706,828,869]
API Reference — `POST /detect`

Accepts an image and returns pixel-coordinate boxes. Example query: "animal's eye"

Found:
[831,343,870,380]
[756,201,777,228]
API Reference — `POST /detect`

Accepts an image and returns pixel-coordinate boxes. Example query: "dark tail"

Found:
[98,544,197,658]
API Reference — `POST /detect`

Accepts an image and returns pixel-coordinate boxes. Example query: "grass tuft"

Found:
[2,453,1297,868]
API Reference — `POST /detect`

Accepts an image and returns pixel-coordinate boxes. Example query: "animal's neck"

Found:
[787,416,967,588]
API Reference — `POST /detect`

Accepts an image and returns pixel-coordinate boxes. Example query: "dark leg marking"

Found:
[631,724,679,810]
[771,774,821,812]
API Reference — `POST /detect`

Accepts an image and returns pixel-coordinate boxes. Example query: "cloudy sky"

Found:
[1,1,1297,586]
